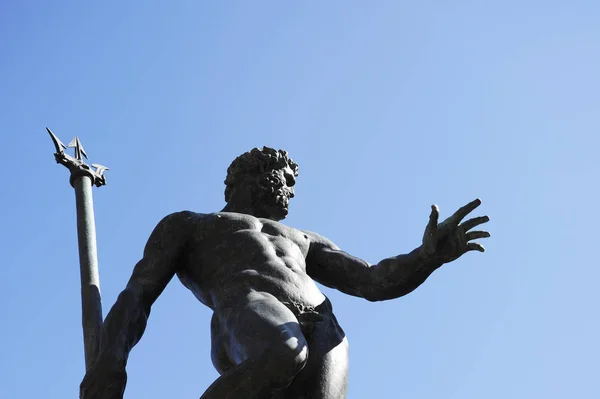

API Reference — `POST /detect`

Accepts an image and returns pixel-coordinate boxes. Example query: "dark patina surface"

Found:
[80,147,490,399]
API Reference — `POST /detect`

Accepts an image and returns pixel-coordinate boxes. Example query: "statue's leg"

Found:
[201,291,308,399]
[279,302,349,399]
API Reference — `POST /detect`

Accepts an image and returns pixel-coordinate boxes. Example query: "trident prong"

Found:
[47,127,67,155]
[91,164,109,175]
[68,136,88,161]
[91,164,109,187]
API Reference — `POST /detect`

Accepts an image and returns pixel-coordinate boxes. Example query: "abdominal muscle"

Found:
[183,227,326,312]
[213,258,326,312]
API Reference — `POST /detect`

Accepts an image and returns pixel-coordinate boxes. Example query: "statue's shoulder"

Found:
[146,211,214,251]
[301,229,340,251]
[159,210,204,225]
[150,211,208,238]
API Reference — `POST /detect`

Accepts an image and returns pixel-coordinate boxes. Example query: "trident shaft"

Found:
[47,127,108,370]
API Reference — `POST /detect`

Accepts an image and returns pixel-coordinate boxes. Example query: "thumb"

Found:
[423,205,439,254]
[426,205,439,233]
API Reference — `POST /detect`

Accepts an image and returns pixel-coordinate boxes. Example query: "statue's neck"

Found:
[221,201,264,218]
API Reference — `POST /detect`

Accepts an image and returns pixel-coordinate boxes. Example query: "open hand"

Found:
[421,198,490,264]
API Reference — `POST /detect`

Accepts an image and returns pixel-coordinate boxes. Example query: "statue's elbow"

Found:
[362,289,384,302]
[362,286,412,302]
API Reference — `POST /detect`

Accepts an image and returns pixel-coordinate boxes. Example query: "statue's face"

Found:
[254,166,296,221]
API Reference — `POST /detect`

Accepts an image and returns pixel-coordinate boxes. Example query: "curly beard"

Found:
[257,173,293,220]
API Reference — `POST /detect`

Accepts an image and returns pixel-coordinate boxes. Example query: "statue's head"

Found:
[224,147,299,221]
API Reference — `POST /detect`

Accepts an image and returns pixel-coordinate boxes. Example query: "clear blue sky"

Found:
[1,1,598,398]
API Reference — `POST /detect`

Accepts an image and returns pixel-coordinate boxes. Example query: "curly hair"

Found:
[224,147,299,202]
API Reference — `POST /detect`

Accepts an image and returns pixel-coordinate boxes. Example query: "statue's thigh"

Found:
[222,291,308,366]
[283,314,349,399]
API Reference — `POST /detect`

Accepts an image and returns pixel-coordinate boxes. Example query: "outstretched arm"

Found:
[80,211,194,399]
[305,199,490,302]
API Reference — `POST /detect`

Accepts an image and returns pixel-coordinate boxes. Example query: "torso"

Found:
[176,212,326,312]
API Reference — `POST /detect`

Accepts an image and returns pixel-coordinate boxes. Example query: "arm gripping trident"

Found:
[47,127,108,371]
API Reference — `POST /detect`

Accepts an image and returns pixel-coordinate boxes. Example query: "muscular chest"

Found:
[190,212,310,262]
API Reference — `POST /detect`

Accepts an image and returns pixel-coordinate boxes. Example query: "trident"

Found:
[47,127,108,370]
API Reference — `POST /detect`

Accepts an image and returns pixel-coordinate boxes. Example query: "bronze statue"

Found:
[80,147,490,399]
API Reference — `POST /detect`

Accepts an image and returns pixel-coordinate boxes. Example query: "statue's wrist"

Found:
[416,246,444,268]
[416,245,433,260]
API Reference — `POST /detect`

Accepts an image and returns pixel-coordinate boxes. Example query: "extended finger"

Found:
[426,205,439,234]
[466,231,490,240]
[461,215,489,231]
[450,198,482,224]
[466,242,485,252]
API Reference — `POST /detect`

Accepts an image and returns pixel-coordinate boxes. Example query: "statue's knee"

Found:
[288,341,309,374]
[269,338,309,383]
